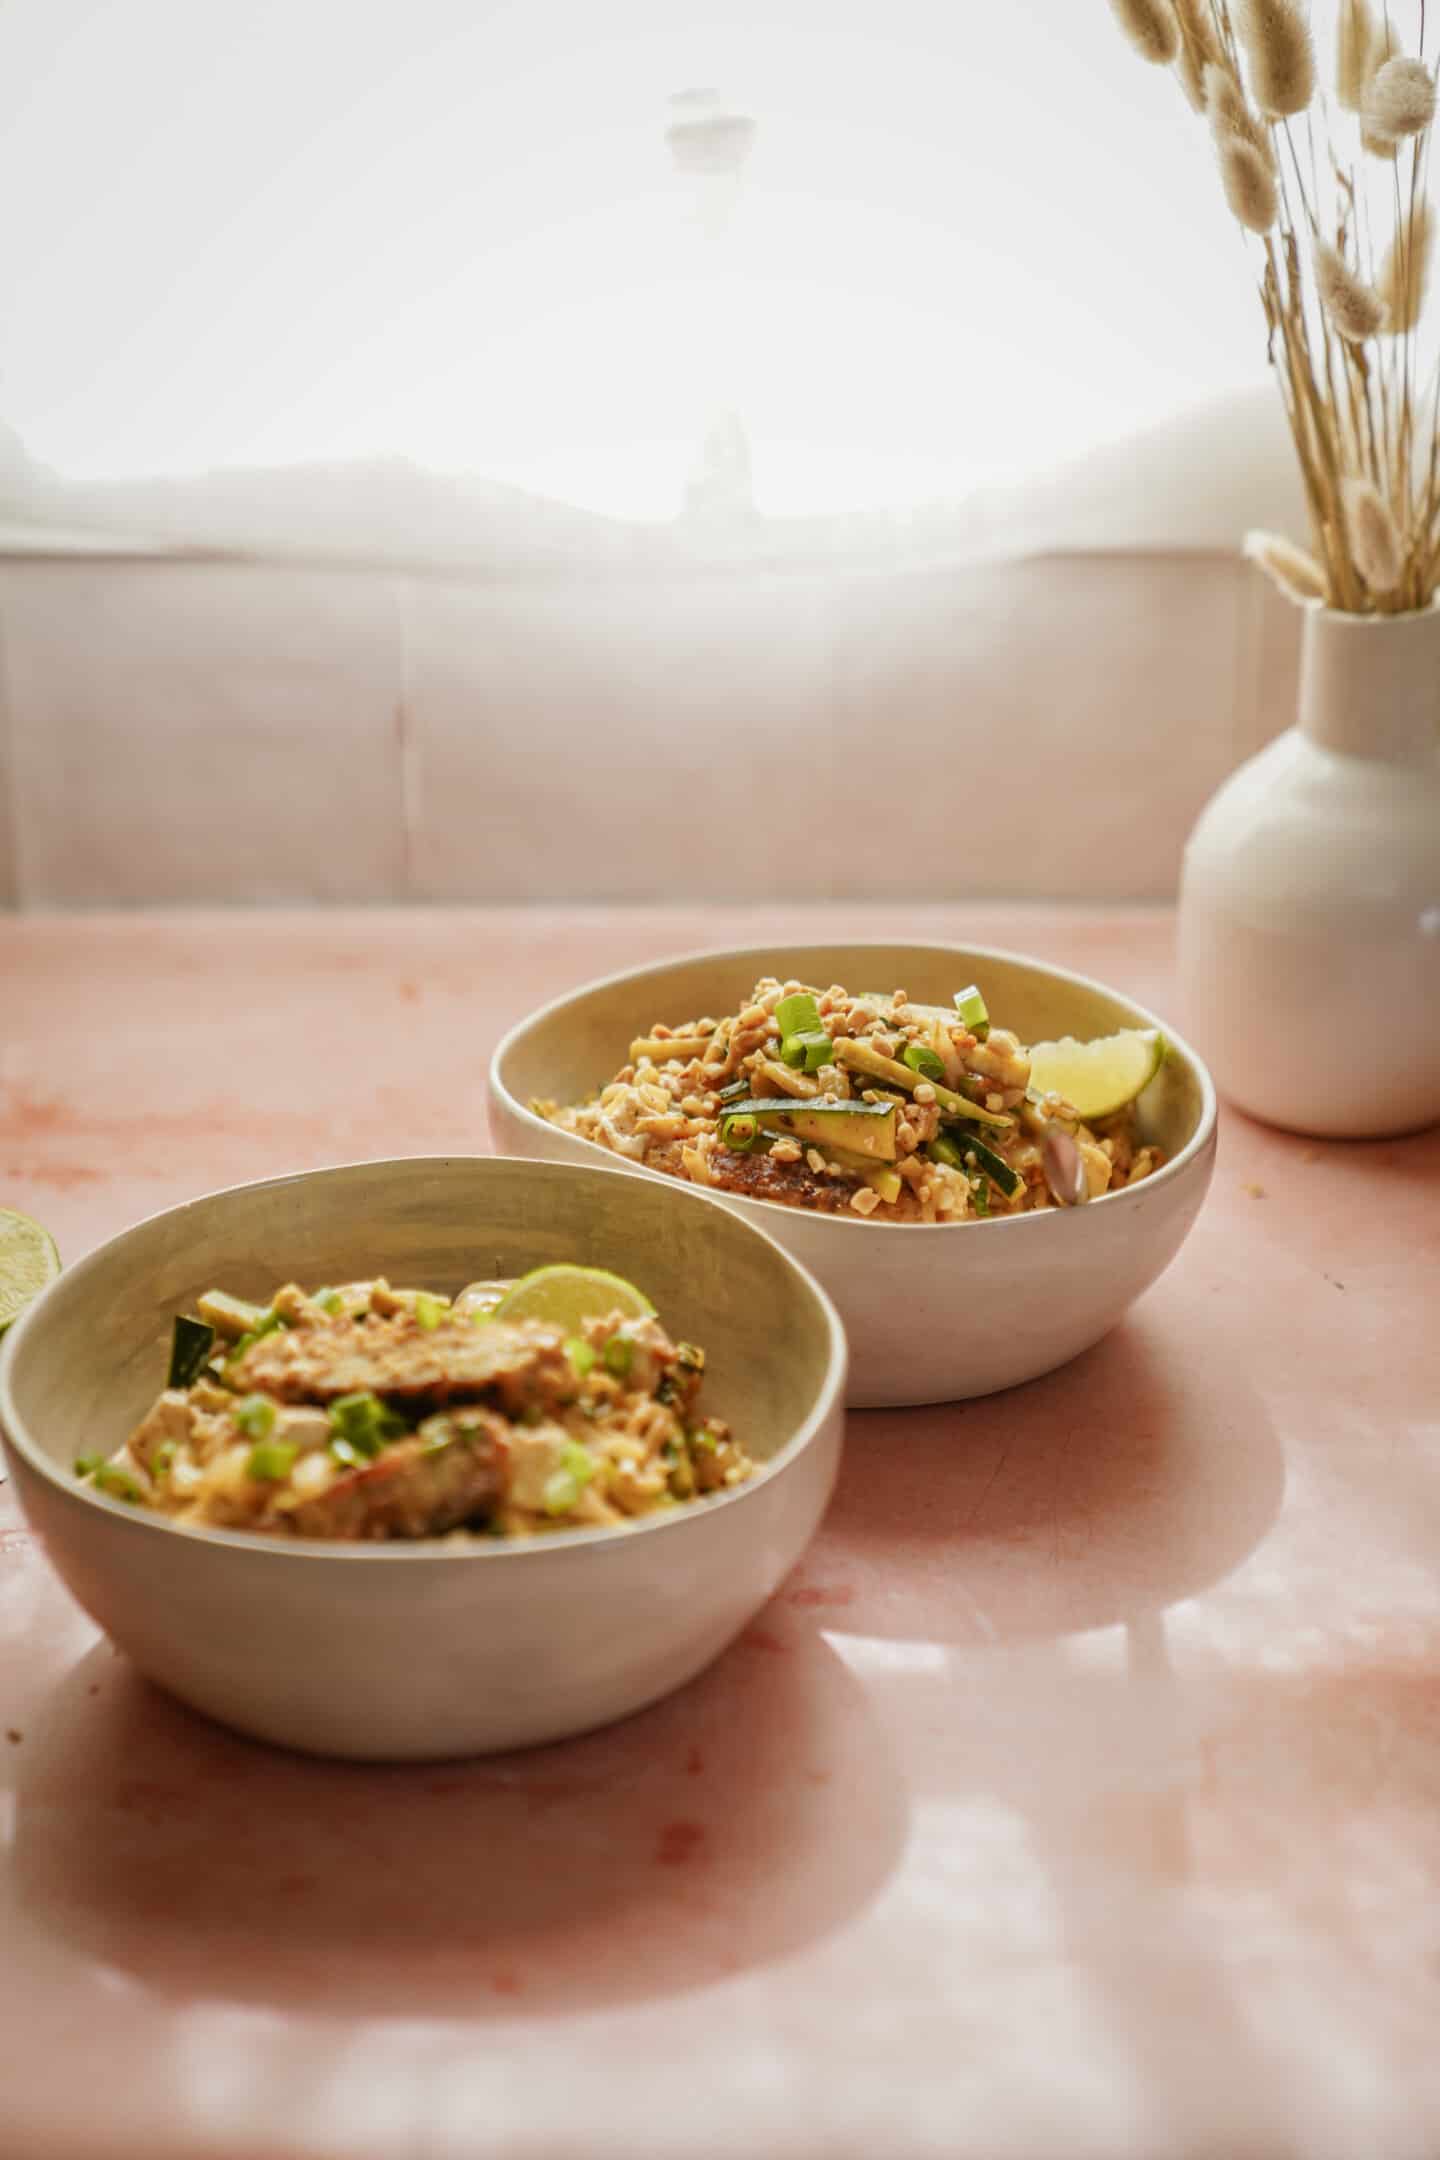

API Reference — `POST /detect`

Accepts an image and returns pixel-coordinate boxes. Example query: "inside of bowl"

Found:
[3,1157,838,1493]
[502,942,1205,1164]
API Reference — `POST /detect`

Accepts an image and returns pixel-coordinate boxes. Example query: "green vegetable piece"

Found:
[925,1133,966,1172]
[971,1178,991,1217]
[317,1288,346,1316]
[775,991,823,1037]
[196,1288,268,1340]
[834,1039,1012,1129]
[327,1391,404,1458]
[901,1041,945,1083]
[603,1335,634,1379]
[233,1394,276,1440]
[954,984,991,1042]
[93,1463,143,1503]
[153,1440,178,1477]
[953,1130,1022,1198]
[676,1341,705,1373]
[566,1336,598,1378]
[739,1096,900,1162]
[781,1029,833,1073]
[542,1469,581,1516]
[246,1440,299,1482]
[328,1435,364,1469]
[414,1291,446,1332]
[167,1314,216,1390]
[715,1078,749,1105]
[73,1454,105,1478]
[719,1111,760,1152]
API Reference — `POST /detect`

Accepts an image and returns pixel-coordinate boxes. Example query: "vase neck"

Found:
[1298,605,1440,763]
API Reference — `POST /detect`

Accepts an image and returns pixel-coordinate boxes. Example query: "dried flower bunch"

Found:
[1108,0,1439,612]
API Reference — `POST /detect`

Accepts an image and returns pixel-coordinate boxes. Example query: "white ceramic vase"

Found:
[1178,601,1440,1138]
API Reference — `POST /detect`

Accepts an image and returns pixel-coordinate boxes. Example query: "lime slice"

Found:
[491,1264,657,1331]
[0,1208,61,1335]
[1026,1028,1166,1121]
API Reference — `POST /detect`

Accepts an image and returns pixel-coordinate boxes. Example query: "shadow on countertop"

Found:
[11,1601,907,2021]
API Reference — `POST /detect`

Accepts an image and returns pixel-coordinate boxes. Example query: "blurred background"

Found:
[0,0,1315,908]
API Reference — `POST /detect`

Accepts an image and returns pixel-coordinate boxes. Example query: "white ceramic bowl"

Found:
[490,942,1217,1408]
[0,1156,845,1761]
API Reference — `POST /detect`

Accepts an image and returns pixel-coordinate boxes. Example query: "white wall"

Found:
[0,548,1301,907]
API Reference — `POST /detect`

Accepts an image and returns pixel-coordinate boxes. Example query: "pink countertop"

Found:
[2,905,1438,2160]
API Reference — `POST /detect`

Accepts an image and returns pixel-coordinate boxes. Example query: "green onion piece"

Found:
[775,992,823,1037]
[560,1439,596,1485]
[542,1469,581,1517]
[246,1440,299,1482]
[328,1435,364,1469]
[73,1454,105,1478]
[719,1111,760,1153]
[782,1029,833,1073]
[167,1314,217,1390]
[715,1078,749,1104]
[603,1335,634,1379]
[970,1177,991,1217]
[153,1440,178,1478]
[954,984,991,1041]
[226,1306,283,1362]
[565,1336,597,1379]
[901,1042,945,1083]
[233,1393,277,1440]
[327,1391,404,1458]
[925,1133,967,1172]
[414,1291,446,1332]
[318,1289,346,1316]
[689,1427,718,1453]
[93,1463,143,1503]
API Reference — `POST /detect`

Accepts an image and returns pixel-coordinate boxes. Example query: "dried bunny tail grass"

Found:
[1342,478,1404,590]
[1361,20,1402,157]
[1107,0,1180,64]
[1364,56,1438,142]
[1243,529,1330,601]
[1205,63,1276,169]
[1219,136,1280,229]
[1234,0,1315,118]
[1336,0,1376,112]
[1377,200,1435,333]
[1315,239,1388,340]
[1173,0,1223,110]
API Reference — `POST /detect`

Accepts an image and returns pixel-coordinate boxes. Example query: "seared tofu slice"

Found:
[230,1314,574,1416]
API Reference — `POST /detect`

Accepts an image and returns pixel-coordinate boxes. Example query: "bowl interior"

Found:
[498,941,1207,1167]
[1,1156,840,1512]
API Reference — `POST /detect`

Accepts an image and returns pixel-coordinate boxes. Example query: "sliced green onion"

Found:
[565,1336,598,1379]
[775,991,823,1037]
[542,1469,580,1516]
[954,984,991,1041]
[970,1177,991,1217]
[167,1315,217,1390]
[715,1077,749,1105]
[781,1029,833,1072]
[318,1288,346,1316]
[901,1042,945,1083]
[719,1111,760,1153]
[924,1133,967,1172]
[73,1454,105,1478]
[689,1427,718,1453]
[153,1440,178,1477]
[328,1435,364,1469]
[246,1440,299,1482]
[233,1393,276,1440]
[226,1306,283,1363]
[603,1335,634,1379]
[327,1391,405,1459]
[93,1463,143,1503]
[414,1291,446,1332]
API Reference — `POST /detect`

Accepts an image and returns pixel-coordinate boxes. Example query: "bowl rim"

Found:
[0,1152,848,1565]
[488,938,1219,1237]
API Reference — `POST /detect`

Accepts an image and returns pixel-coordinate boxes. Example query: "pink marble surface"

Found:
[1,904,1438,2160]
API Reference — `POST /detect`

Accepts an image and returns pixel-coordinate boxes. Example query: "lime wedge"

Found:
[491,1264,657,1332]
[0,1208,61,1335]
[1026,1028,1166,1121]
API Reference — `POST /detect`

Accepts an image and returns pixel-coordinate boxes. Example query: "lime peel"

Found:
[0,1208,61,1334]
[491,1264,656,1332]
[1026,1028,1166,1122]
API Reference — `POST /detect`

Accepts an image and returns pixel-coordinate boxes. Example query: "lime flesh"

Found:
[491,1264,657,1331]
[1026,1028,1165,1121]
[0,1208,61,1334]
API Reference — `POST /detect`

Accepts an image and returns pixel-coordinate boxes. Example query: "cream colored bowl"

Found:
[489,942,1217,1408]
[0,1156,845,1761]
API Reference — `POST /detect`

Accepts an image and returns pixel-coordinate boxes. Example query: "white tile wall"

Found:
[0,549,1301,907]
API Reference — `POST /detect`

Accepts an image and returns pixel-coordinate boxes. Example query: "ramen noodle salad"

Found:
[539,976,1163,1225]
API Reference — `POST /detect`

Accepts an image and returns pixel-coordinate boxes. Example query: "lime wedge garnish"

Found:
[491,1264,657,1331]
[1026,1028,1166,1121]
[0,1208,61,1335]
